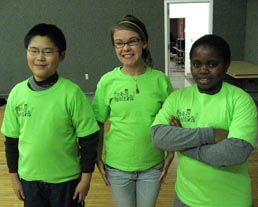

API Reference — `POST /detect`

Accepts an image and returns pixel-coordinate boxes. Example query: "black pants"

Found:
[21,179,84,207]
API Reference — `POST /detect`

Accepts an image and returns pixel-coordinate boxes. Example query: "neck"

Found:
[121,65,147,76]
[29,73,58,91]
[198,82,223,95]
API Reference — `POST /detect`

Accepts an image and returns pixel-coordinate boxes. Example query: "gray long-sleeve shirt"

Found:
[152,124,253,167]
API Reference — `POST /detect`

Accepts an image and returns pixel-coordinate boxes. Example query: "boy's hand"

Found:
[159,152,174,183]
[10,173,25,201]
[170,116,182,127]
[96,159,110,186]
[214,129,229,143]
[73,173,91,203]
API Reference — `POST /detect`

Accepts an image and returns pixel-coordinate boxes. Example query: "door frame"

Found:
[164,0,213,76]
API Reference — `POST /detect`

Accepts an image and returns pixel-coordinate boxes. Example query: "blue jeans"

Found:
[21,179,84,207]
[105,161,163,207]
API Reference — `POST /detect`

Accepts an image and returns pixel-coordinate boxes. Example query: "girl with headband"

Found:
[92,14,174,207]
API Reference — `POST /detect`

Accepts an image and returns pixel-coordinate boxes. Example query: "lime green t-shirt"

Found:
[1,77,99,183]
[92,66,173,171]
[152,82,257,207]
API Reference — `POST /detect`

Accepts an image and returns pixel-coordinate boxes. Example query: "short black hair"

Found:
[24,23,66,53]
[190,34,231,65]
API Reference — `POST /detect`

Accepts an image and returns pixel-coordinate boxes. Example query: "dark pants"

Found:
[21,179,84,207]
[174,194,188,207]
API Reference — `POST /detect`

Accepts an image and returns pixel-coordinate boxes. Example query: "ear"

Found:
[59,51,65,62]
[224,61,230,72]
[142,41,148,49]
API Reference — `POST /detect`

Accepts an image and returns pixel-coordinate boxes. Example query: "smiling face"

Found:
[27,36,65,81]
[113,29,147,69]
[190,45,229,91]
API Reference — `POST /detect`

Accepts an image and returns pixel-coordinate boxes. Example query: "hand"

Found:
[73,173,92,203]
[96,159,110,186]
[214,129,228,143]
[170,116,182,127]
[10,173,25,201]
[159,152,174,183]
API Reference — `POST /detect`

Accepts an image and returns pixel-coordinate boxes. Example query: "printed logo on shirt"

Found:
[177,108,195,123]
[16,104,32,117]
[113,89,134,102]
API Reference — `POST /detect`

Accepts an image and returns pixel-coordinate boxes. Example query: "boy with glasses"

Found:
[1,23,99,207]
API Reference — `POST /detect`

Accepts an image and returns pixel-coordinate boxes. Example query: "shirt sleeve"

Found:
[183,138,253,167]
[152,124,214,151]
[164,74,174,95]
[1,87,20,138]
[78,132,99,173]
[71,87,99,137]
[92,79,110,123]
[4,137,19,173]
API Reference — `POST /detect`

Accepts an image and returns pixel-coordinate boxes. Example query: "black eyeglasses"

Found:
[113,38,141,49]
[27,48,59,57]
